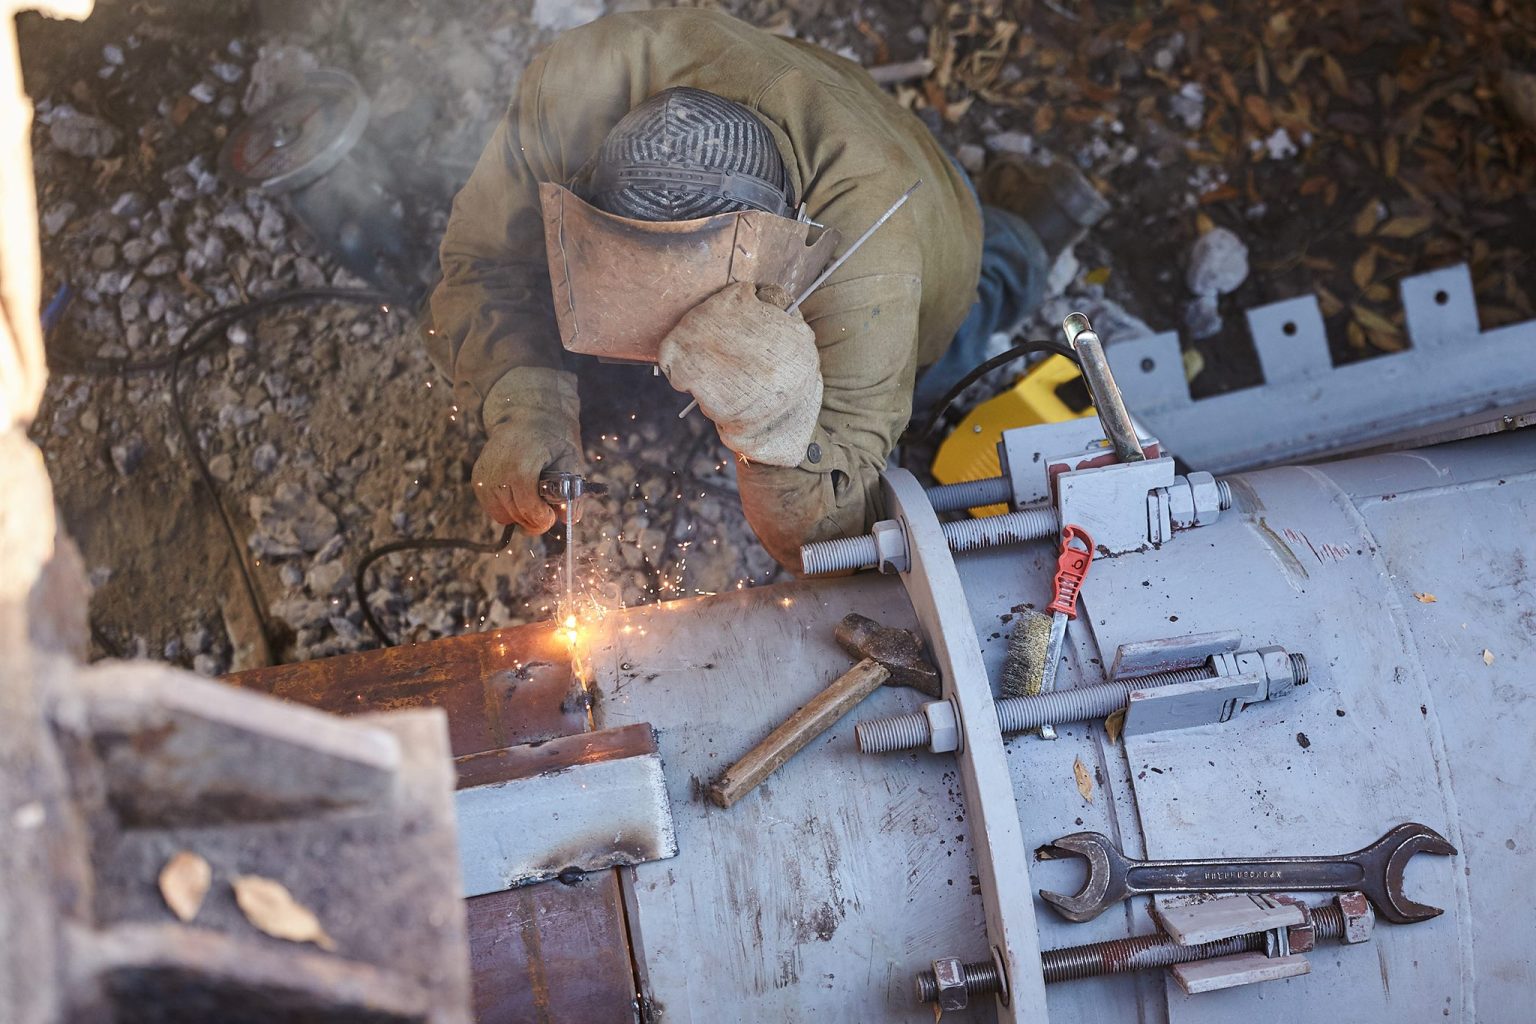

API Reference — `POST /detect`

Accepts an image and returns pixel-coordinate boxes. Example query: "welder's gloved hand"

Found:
[658,281,823,468]
[473,366,584,533]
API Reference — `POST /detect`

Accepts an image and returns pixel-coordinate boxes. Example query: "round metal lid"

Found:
[220,68,370,193]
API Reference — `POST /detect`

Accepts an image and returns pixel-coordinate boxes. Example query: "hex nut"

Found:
[872,520,909,574]
[1336,891,1375,944]
[1164,477,1197,530]
[932,956,968,1011]
[1257,646,1295,698]
[924,699,961,754]
[1274,895,1317,954]
[1187,471,1222,527]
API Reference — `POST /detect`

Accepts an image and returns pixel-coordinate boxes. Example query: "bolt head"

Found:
[924,699,960,754]
[932,956,968,1011]
[872,520,909,574]
[1336,891,1375,943]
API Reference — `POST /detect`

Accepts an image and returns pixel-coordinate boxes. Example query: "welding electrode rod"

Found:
[1062,312,1145,463]
[786,179,922,313]
[563,500,576,616]
[679,180,923,418]
[914,903,1352,1003]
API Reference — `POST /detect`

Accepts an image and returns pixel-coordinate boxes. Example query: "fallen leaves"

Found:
[158,851,211,923]
[1378,215,1433,239]
[1414,592,1438,603]
[1104,708,1127,745]
[1352,200,1382,237]
[1073,757,1094,803]
[1323,54,1349,97]
[1351,249,1378,290]
[1243,94,1274,131]
[232,875,337,952]
[1482,649,1495,666]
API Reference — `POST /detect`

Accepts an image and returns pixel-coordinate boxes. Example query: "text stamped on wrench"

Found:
[1037,822,1456,925]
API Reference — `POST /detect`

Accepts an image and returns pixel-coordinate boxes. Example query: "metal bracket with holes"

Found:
[1106,263,1536,472]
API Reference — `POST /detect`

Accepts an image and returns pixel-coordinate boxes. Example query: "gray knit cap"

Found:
[588,87,793,221]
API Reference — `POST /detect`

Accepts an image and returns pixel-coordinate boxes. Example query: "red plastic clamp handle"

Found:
[1047,524,1094,619]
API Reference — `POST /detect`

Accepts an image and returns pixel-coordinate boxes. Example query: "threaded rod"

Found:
[1217,479,1233,509]
[917,902,1350,1002]
[926,475,1011,513]
[914,959,1003,1003]
[799,533,877,576]
[1041,931,1262,984]
[858,665,1212,754]
[800,504,1061,575]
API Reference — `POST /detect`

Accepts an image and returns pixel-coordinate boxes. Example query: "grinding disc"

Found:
[220,68,370,193]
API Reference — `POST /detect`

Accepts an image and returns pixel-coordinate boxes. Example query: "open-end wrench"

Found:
[1038,822,1456,925]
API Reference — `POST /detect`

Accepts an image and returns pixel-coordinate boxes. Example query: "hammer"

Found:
[707,613,940,809]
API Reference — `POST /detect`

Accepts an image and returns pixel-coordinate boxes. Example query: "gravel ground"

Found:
[21,0,1534,673]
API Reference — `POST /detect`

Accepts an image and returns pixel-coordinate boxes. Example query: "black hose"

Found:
[354,524,515,648]
[49,285,513,660]
[906,337,1078,445]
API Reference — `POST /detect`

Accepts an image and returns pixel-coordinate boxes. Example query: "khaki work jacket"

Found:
[428,8,983,567]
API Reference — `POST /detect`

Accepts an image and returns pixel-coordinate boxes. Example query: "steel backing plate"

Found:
[220,68,370,193]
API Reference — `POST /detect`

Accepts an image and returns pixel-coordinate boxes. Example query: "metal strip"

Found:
[1107,263,1536,473]
[454,725,677,898]
[882,468,1048,1022]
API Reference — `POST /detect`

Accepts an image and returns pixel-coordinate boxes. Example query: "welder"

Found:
[427,8,1106,570]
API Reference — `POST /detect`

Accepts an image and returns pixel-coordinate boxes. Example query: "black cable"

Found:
[354,524,515,648]
[51,286,392,657]
[905,337,1078,446]
[52,283,548,657]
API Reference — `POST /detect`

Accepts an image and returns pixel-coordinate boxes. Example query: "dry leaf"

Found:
[1347,320,1367,350]
[1073,757,1094,803]
[1104,708,1127,745]
[1195,211,1215,235]
[1183,347,1206,383]
[158,851,211,923]
[1352,200,1381,237]
[1414,592,1438,603]
[1383,137,1401,178]
[1352,249,1377,290]
[1243,94,1274,131]
[1323,54,1348,97]
[1353,304,1401,338]
[1379,215,1433,239]
[1482,649,1495,666]
[233,875,337,951]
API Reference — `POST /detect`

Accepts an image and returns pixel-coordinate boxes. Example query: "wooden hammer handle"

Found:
[707,657,890,809]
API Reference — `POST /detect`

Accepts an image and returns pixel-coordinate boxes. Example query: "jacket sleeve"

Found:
[426,66,566,424]
[736,267,923,572]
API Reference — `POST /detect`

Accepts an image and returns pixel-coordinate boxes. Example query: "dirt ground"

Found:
[20,0,1536,674]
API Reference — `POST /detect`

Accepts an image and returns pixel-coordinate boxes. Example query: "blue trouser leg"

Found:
[913,203,1052,411]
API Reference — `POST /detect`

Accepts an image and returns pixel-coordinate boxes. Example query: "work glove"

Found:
[473,366,583,533]
[658,281,823,468]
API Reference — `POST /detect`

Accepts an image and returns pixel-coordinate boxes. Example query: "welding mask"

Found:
[539,87,841,363]
[540,184,838,363]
